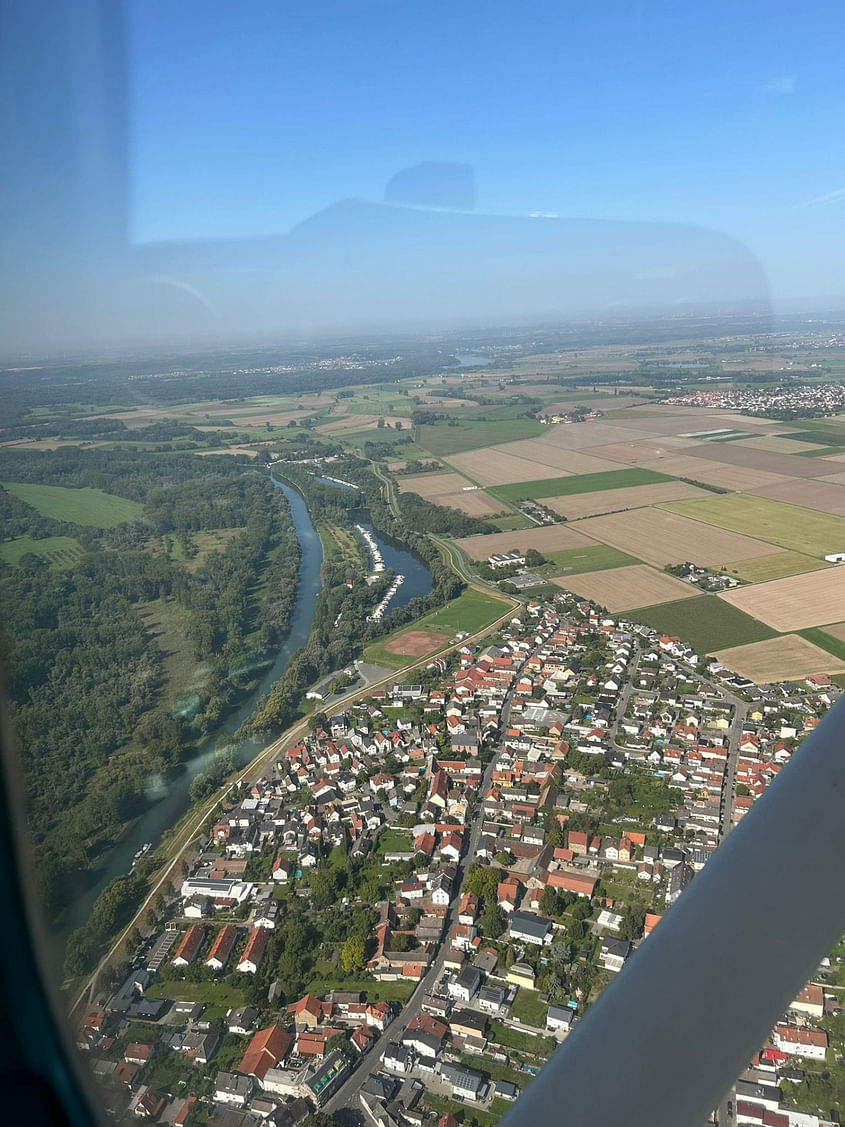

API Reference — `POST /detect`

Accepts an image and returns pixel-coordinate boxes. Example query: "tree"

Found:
[494,850,514,867]
[389,932,410,952]
[480,904,506,939]
[341,934,366,976]
[540,886,559,918]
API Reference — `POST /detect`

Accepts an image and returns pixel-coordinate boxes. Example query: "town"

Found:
[77,586,845,1127]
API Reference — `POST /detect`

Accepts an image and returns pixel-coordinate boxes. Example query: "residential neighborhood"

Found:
[77,589,844,1127]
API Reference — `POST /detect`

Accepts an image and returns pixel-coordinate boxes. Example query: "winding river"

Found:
[59,478,323,941]
[59,475,433,944]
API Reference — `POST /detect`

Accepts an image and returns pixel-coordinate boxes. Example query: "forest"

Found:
[0,450,301,920]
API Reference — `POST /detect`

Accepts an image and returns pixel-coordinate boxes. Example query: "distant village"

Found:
[78,589,843,1127]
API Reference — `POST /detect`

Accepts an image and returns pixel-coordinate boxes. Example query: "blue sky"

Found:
[128,0,844,304]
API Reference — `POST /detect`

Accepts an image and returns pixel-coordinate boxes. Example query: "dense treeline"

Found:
[0,452,301,919]
[0,445,256,504]
[397,490,496,536]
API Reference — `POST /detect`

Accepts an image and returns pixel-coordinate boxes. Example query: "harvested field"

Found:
[551,564,698,611]
[729,552,828,584]
[637,454,793,490]
[713,635,845,682]
[196,446,260,457]
[531,422,660,450]
[540,480,707,520]
[487,439,621,474]
[569,507,779,569]
[733,436,820,454]
[662,493,845,557]
[446,449,573,486]
[819,622,845,644]
[586,437,702,464]
[677,443,835,479]
[437,490,506,517]
[384,630,450,656]
[749,478,845,518]
[398,472,473,498]
[453,524,596,561]
[718,567,845,631]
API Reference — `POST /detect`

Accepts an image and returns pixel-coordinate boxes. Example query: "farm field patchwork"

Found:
[488,438,622,475]
[712,635,845,682]
[1,481,143,527]
[728,552,829,584]
[718,566,845,632]
[749,478,845,518]
[489,467,672,504]
[662,493,845,558]
[453,524,597,561]
[732,436,820,454]
[636,455,792,490]
[445,449,574,487]
[539,480,707,520]
[626,595,777,655]
[551,564,699,612]
[570,507,779,569]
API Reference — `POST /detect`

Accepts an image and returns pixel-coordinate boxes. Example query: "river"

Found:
[57,478,323,943]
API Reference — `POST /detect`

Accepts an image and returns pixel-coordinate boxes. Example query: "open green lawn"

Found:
[626,594,777,655]
[0,534,84,568]
[415,418,544,456]
[1,481,143,527]
[509,987,547,1028]
[661,494,845,559]
[138,598,204,705]
[363,587,509,668]
[302,975,415,1004]
[543,543,640,576]
[154,979,247,1020]
[728,551,829,583]
[489,1020,555,1057]
[490,468,671,504]
[377,826,414,853]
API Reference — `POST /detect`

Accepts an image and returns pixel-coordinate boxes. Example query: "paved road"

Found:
[71,598,518,1021]
[324,688,517,1115]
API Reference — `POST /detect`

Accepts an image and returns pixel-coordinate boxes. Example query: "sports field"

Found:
[489,467,670,504]
[0,535,85,568]
[453,524,595,561]
[384,630,450,656]
[362,587,509,667]
[713,635,845,682]
[552,564,698,612]
[626,595,777,655]
[728,552,828,584]
[570,507,779,569]
[540,480,706,520]
[662,493,845,558]
[1,481,143,527]
[718,566,845,632]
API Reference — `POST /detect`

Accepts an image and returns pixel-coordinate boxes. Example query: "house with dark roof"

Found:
[509,911,553,946]
[438,1061,487,1101]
